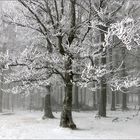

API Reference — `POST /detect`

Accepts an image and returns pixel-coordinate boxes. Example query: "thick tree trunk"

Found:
[60,0,76,129]
[60,82,76,129]
[42,86,54,119]
[98,25,107,117]
[60,57,76,129]
[111,91,116,111]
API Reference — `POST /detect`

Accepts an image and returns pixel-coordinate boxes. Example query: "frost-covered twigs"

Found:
[106,17,140,50]
[109,74,140,93]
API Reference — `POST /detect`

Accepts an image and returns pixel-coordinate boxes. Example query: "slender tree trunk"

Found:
[73,84,79,111]
[98,25,108,117]
[0,91,3,113]
[93,92,97,110]
[7,94,10,110]
[121,47,128,110]
[0,73,3,113]
[41,97,44,111]
[99,80,107,117]
[11,94,14,112]
[108,45,116,111]
[122,93,127,110]
[138,95,140,106]
[80,87,83,106]
[42,86,54,119]
[111,91,116,111]
[92,82,97,110]
[60,87,63,106]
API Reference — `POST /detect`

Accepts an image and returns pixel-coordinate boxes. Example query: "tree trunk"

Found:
[93,92,97,110]
[138,95,140,106]
[93,83,97,110]
[111,91,116,111]
[0,91,3,113]
[73,84,79,111]
[99,80,107,117]
[60,0,76,129]
[41,97,44,111]
[60,82,76,129]
[42,86,54,119]
[122,93,127,110]
[121,47,128,110]
[60,57,76,129]
[0,74,3,113]
[108,38,116,111]
[98,25,108,117]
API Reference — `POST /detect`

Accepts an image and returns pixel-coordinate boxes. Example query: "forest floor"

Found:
[0,109,140,139]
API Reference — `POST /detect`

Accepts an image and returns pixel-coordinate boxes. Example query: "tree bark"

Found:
[0,74,3,113]
[73,84,79,111]
[111,91,116,111]
[60,57,76,129]
[121,47,128,110]
[0,91,3,113]
[60,0,76,129]
[108,45,116,111]
[99,79,107,117]
[42,86,54,119]
[60,82,76,129]
[138,95,140,106]
[93,92,97,110]
[98,25,108,117]
[122,93,127,110]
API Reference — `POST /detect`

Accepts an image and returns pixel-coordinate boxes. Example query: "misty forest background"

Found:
[0,0,140,131]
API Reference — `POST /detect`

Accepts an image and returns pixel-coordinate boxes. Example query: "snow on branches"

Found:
[109,74,140,93]
[106,17,140,50]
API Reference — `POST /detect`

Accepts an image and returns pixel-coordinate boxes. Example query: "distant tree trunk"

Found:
[0,74,3,113]
[93,82,97,110]
[111,91,116,111]
[59,87,63,107]
[73,84,79,111]
[99,80,107,117]
[122,93,127,110]
[29,94,33,112]
[11,94,14,112]
[7,94,10,110]
[80,87,83,106]
[42,85,54,119]
[98,25,108,117]
[138,95,140,106]
[41,97,44,111]
[121,47,128,110]
[0,91,3,113]
[84,87,86,106]
[93,92,97,110]
[108,44,116,111]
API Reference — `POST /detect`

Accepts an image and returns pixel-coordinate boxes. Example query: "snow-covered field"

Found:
[0,110,140,139]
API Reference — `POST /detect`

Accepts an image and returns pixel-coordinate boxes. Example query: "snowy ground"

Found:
[0,110,140,139]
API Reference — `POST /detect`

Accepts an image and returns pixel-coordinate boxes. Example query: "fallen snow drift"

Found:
[0,110,140,139]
